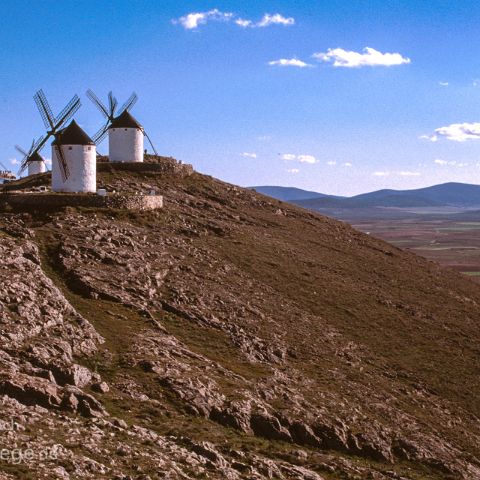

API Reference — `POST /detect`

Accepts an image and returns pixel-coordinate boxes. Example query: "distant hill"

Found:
[254,182,480,208]
[249,185,339,202]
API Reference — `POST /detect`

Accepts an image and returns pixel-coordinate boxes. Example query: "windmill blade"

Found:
[34,89,55,130]
[86,89,109,119]
[55,145,69,182]
[29,134,49,157]
[144,131,158,156]
[18,157,30,176]
[54,95,81,130]
[18,134,49,176]
[108,91,118,118]
[28,138,36,155]
[0,160,10,171]
[15,145,28,157]
[92,123,109,145]
[118,92,138,115]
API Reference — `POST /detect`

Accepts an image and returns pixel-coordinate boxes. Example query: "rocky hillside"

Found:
[1,166,480,479]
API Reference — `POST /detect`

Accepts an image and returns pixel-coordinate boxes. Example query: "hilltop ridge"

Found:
[253,182,480,208]
[1,166,480,478]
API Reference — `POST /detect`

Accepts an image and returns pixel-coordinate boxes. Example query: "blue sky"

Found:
[4,1,480,195]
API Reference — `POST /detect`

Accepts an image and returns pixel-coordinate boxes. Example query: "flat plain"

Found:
[318,207,480,283]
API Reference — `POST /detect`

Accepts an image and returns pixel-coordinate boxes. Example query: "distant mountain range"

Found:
[251,182,480,208]
[249,186,340,202]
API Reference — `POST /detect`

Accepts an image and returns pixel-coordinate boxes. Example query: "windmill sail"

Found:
[87,89,138,146]
[18,90,81,178]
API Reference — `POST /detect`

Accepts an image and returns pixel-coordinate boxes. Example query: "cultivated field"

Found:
[319,208,480,283]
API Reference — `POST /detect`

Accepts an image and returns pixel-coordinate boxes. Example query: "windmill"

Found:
[86,89,158,157]
[18,89,81,181]
[0,160,12,173]
[15,140,47,176]
[0,160,16,184]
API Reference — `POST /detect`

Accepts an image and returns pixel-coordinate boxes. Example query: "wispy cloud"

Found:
[280,153,318,164]
[343,162,353,167]
[398,171,420,176]
[419,134,438,142]
[268,58,312,68]
[326,161,337,166]
[257,13,294,27]
[313,47,411,68]
[297,155,318,164]
[174,10,294,30]
[286,168,299,174]
[174,9,233,29]
[235,18,252,27]
[438,81,449,86]
[373,171,390,176]
[434,159,468,167]
[9,158,19,166]
[429,122,480,142]
[241,152,257,159]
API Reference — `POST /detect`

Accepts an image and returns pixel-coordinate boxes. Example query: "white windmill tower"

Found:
[108,110,144,163]
[18,89,83,189]
[15,141,46,176]
[87,90,157,162]
[51,120,96,193]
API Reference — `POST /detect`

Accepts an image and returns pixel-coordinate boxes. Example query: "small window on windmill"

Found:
[68,146,72,150]
[124,128,127,131]
[87,147,91,151]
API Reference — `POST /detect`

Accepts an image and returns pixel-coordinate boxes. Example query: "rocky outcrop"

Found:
[2,168,480,478]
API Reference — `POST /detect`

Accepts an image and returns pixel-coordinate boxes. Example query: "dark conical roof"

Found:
[28,151,44,163]
[109,110,143,129]
[52,120,95,146]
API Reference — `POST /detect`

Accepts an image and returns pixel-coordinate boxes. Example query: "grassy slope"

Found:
[3,168,480,478]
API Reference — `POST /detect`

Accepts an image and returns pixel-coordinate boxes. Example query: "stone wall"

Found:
[97,157,193,177]
[0,192,163,211]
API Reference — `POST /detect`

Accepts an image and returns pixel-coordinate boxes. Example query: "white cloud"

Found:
[434,159,468,167]
[313,47,411,68]
[438,81,449,86]
[45,158,52,166]
[286,168,299,174]
[235,18,252,27]
[257,135,271,141]
[297,154,318,164]
[398,171,420,176]
[326,161,337,166]
[174,9,233,29]
[419,134,438,142]
[373,171,390,176]
[433,122,480,142]
[241,152,257,159]
[257,13,295,27]
[268,58,312,68]
[343,162,353,167]
[280,153,318,164]
[9,158,19,165]
[174,10,294,30]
